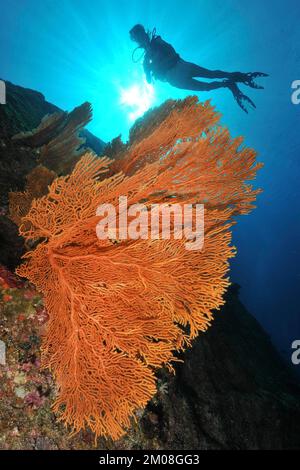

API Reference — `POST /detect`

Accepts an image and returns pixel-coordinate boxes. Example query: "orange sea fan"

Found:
[9,165,57,226]
[16,98,262,440]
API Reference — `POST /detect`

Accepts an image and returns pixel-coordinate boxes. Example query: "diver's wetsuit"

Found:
[142,33,267,112]
[144,35,233,91]
[143,35,179,83]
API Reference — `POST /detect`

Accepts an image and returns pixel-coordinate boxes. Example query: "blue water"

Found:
[1,0,300,364]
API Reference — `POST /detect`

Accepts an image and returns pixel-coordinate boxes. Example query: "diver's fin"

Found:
[225,81,256,113]
[229,71,268,89]
[243,72,269,89]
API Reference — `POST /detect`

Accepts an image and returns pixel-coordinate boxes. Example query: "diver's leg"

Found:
[186,62,234,79]
[182,61,268,87]
[165,61,226,91]
[181,60,239,79]
[168,75,226,91]
[205,69,268,89]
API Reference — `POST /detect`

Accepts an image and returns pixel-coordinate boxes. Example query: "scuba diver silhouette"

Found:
[130,24,268,113]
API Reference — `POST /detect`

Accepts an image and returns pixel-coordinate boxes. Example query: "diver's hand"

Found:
[145,72,152,84]
[225,80,256,113]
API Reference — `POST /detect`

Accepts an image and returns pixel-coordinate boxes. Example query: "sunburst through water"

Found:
[120,80,155,121]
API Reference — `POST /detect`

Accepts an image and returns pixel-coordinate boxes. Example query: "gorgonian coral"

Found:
[16,97,262,440]
[9,165,56,226]
[12,102,93,174]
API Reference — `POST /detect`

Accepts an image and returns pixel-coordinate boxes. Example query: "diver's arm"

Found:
[143,56,152,84]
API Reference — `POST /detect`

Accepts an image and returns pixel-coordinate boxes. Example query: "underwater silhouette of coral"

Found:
[15,97,262,440]
[8,101,96,235]
[12,101,93,175]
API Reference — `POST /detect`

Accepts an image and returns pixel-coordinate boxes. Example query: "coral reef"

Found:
[0,80,105,269]
[15,97,262,440]
[0,81,101,208]
[12,102,93,175]
[9,165,56,226]
[0,83,299,449]
[1,267,300,449]
[0,265,95,449]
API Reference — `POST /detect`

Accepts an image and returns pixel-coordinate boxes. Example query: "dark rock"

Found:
[0,80,106,268]
[131,285,300,450]
[0,79,106,206]
[0,80,106,151]
[0,216,25,269]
